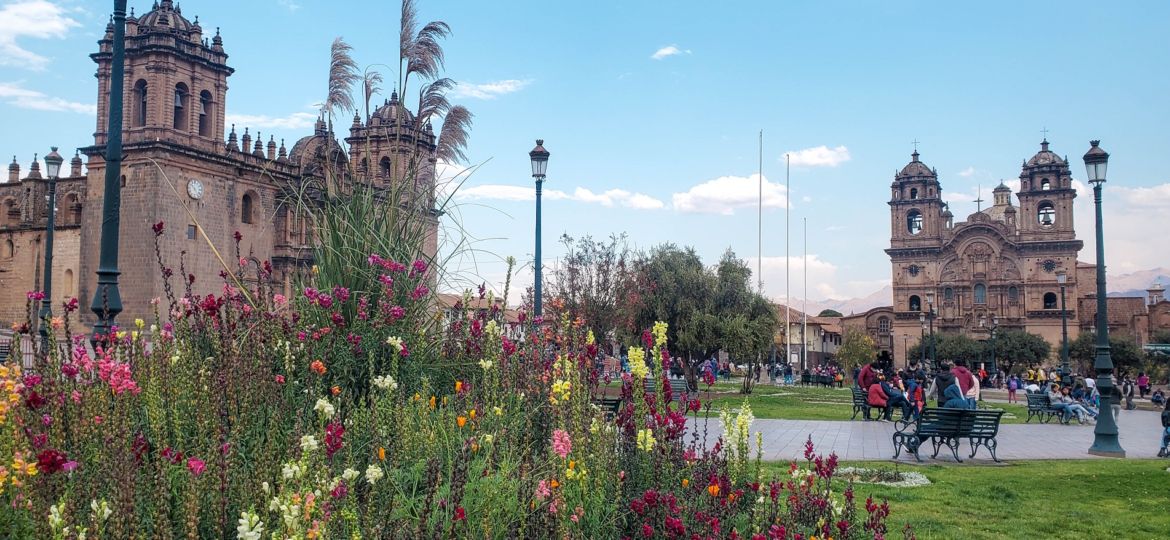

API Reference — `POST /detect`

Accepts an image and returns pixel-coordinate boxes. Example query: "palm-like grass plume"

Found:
[437,105,473,164]
[363,69,383,121]
[325,37,360,119]
[398,0,450,97]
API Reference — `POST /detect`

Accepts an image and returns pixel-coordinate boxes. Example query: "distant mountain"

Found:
[809,267,1169,315]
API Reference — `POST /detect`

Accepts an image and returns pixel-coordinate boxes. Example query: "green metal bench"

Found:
[892,407,1006,462]
[1024,392,1063,423]
[850,386,874,420]
[965,409,1006,462]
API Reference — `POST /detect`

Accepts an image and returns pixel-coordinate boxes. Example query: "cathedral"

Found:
[0,0,439,329]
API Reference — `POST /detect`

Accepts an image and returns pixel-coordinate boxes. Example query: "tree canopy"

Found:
[817,309,844,318]
[1069,332,1147,374]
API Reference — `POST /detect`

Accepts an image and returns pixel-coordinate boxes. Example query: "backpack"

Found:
[1008,378,1018,391]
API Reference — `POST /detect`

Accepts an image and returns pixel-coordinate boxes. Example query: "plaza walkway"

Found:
[694,407,1167,462]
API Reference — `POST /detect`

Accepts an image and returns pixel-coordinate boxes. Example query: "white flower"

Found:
[282,463,297,479]
[386,336,404,352]
[236,511,265,540]
[482,434,494,445]
[342,468,360,481]
[49,503,65,531]
[90,499,112,522]
[313,398,335,417]
[365,464,384,485]
[300,435,319,453]
[261,481,270,494]
[373,375,398,391]
[268,497,280,512]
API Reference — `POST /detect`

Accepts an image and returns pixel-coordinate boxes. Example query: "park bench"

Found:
[0,340,10,362]
[850,386,874,420]
[643,377,691,402]
[593,397,622,420]
[800,372,812,386]
[891,407,1005,462]
[1024,392,1064,424]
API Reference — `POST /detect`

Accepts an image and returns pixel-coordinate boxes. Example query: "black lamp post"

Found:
[39,147,63,357]
[919,314,927,367]
[1057,269,1070,385]
[1084,140,1124,457]
[91,0,128,342]
[926,292,936,370]
[981,315,998,374]
[529,139,549,319]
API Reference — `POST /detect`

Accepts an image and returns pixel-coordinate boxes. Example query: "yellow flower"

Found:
[707,484,720,497]
[652,321,668,347]
[493,406,503,416]
[628,347,648,380]
[636,428,656,452]
[682,478,689,488]
[585,330,596,345]
[311,265,319,275]
[455,380,463,393]
[469,408,476,420]
[429,396,437,409]
[135,318,145,329]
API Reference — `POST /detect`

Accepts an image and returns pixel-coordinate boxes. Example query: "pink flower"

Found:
[187,457,206,476]
[27,290,45,301]
[535,479,551,500]
[93,415,103,424]
[551,429,571,459]
[275,374,285,384]
[41,414,53,426]
[273,294,287,306]
[410,285,429,300]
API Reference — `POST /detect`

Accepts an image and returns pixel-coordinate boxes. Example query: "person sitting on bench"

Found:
[881,375,912,421]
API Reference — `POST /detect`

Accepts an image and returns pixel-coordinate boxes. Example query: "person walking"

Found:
[1122,375,1136,410]
[1007,374,1020,403]
[1137,372,1150,399]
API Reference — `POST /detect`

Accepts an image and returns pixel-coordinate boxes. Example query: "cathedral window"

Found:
[64,194,80,225]
[944,287,954,301]
[878,317,891,334]
[907,210,923,235]
[910,188,918,200]
[974,283,987,304]
[64,269,74,296]
[1041,178,1051,190]
[187,224,197,240]
[909,295,922,312]
[2,239,12,258]
[174,83,189,130]
[1037,202,1055,226]
[1008,286,1019,302]
[133,80,148,127]
[1043,292,1058,309]
[2,198,17,226]
[241,192,255,224]
[198,91,213,136]
[379,157,392,178]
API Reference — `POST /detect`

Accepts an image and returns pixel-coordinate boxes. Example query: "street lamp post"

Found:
[1057,270,1070,385]
[919,314,926,367]
[926,292,936,370]
[529,139,549,319]
[39,147,63,357]
[1084,140,1124,457]
[91,0,129,342]
[987,316,999,374]
[903,333,909,369]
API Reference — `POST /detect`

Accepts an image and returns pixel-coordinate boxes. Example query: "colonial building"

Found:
[772,303,842,368]
[0,0,439,329]
[878,141,1090,366]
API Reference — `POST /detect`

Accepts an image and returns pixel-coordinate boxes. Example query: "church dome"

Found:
[289,127,348,177]
[370,91,415,125]
[137,1,195,33]
[1025,140,1065,167]
[896,151,936,179]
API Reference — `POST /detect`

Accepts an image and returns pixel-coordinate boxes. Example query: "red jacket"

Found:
[859,364,878,389]
[951,366,974,395]
[867,383,889,408]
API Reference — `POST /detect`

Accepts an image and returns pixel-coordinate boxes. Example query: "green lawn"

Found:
[702,383,1035,424]
[759,459,1170,539]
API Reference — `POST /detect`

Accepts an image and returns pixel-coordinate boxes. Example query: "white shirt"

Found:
[1085,377,1096,390]
[1024,383,1041,393]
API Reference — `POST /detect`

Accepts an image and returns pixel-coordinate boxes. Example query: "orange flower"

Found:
[457,416,467,428]
[681,478,689,488]
[310,360,326,375]
[429,396,436,409]
[377,447,386,461]
[550,479,560,489]
[455,380,463,393]
[568,460,575,470]
[707,484,720,497]
[728,493,737,503]
[330,385,340,396]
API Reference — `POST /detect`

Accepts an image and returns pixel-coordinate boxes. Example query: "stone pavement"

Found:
[692,407,1167,462]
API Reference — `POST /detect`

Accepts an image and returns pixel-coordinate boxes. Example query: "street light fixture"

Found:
[1056,269,1070,385]
[39,147,63,358]
[1084,140,1124,457]
[529,139,549,319]
[919,313,926,367]
[925,292,936,370]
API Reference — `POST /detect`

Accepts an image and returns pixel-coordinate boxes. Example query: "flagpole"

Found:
[803,216,808,369]
[786,153,792,371]
[758,130,763,293]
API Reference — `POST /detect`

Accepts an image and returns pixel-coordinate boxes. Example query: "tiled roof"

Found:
[1077,296,1147,326]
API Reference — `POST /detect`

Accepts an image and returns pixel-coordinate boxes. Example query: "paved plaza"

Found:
[696,406,1167,462]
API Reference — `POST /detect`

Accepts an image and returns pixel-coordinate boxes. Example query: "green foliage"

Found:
[1069,331,1147,373]
[907,332,985,365]
[817,309,844,317]
[1151,329,1170,344]
[986,330,1051,375]
[836,328,877,373]
[547,233,640,355]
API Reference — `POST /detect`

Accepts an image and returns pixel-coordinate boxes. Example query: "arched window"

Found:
[910,187,918,200]
[198,90,213,136]
[944,287,954,301]
[379,157,392,178]
[359,157,369,175]
[133,80,148,127]
[241,192,255,224]
[974,283,987,304]
[1038,202,1055,226]
[909,295,922,312]
[878,317,891,334]
[64,269,74,296]
[63,194,80,225]
[1008,286,1019,302]
[2,239,12,258]
[906,210,923,235]
[2,198,17,226]
[173,83,189,130]
[1041,178,1051,190]
[1043,292,1058,309]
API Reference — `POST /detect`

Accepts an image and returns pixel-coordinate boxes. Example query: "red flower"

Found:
[36,449,68,474]
[152,221,165,236]
[187,457,206,476]
[275,374,285,384]
[453,506,466,522]
[325,421,345,458]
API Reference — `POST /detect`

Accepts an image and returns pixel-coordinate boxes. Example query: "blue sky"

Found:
[2,0,1168,303]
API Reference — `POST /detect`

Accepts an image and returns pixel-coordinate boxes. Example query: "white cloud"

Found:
[0,1,80,70]
[0,81,94,114]
[457,183,663,209]
[452,79,532,100]
[276,0,301,11]
[650,45,690,60]
[1074,180,1170,273]
[671,173,788,215]
[958,166,976,178]
[785,145,851,167]
[744,254,845,302]
[225,111,317,130]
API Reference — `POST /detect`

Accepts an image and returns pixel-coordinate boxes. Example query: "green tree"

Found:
[817,309,844,318]
[907,332,985,366]
[837,328,877,375]
[1150,329,1170,344]
[547,233,640,355]
[987,330,1052,376]
[1069,332,1147,374]
[633,244,715,361]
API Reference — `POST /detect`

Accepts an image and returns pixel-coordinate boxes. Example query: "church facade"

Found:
[0,1,439,329]
[879,141,1087,366]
